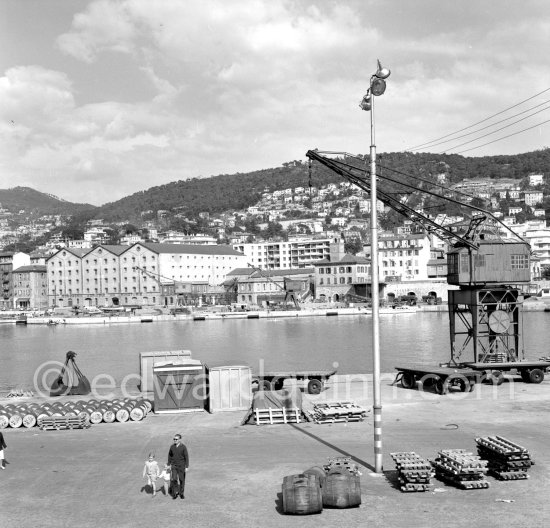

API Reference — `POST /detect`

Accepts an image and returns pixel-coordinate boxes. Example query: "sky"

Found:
[1,0,549,206]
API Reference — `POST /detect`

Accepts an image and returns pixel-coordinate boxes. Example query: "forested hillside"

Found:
[0,187,96,216]
[95,149,550,221]
[2,149,549,221]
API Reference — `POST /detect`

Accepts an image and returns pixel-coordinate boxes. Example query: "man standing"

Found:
[167,433,189,499]
[0,431,6,469]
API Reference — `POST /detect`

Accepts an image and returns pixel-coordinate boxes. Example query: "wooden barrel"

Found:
[115,405,131,423]
[8,413,23,428]
[129,403,147,421]
[0,413,9,429]
[304,466,327,488]
[89,410,103,424]
[102,409,116,423]
[282,474,322,515]
[22,412,37,428]
[322,473,361,508]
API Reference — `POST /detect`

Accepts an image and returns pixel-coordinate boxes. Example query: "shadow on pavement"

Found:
[289,423,375,473]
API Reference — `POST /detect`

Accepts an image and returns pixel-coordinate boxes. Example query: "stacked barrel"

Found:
[282,457,361,515]
[0,397,152,429]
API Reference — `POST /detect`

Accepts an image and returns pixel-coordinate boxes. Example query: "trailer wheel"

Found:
[488,370,504,386]
[435,378,447,395]
[307,379,323,395]
[520,370,531,383]
[272,378,285,391]
[260,380,272,391]
[529,368,544,384]
[400,371,416,389]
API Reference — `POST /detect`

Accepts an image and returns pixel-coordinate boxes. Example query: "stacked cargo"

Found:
[307,402,367,424]
[476,436,533,480]
[0,397,152,430]
[390,452,434,492]
[431,449,489,489]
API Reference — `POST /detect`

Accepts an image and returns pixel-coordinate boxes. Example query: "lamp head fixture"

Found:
[370,78,387,96]
[375,59,391,79]
[359,92,372,111]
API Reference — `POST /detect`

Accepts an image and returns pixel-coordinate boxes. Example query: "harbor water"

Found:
[1,311,548,392]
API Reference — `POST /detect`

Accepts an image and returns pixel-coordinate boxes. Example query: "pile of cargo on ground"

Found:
[0,398,152,430]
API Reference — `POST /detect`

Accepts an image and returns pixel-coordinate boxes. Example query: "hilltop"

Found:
[2,149,550,222]
[0,186,96,216]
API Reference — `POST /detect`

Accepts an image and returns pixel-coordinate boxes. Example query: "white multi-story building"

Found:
[529,174,544,186]
[523,191,543,207]
[232,237,344,270]
[364,233,433,281]
[46,243,246,308]
[514,221,550,268]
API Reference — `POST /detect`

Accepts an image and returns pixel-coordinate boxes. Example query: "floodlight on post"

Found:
[359,59,391,474]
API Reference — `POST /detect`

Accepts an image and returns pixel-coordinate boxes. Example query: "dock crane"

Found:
[306,149,550,391]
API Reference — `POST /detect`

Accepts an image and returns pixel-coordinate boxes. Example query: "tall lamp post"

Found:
[359,60,391,473]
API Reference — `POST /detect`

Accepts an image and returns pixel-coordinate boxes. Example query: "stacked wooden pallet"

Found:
[306,402,367,424]
[476,436,533,480]
[390,452,434,492]
[431,449,489,489]
[254,407,302,425]
[38,413,91,431]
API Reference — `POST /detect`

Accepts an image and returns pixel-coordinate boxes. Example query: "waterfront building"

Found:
[11,265,48,310]
[514,221,550,269]
[46,243,246,308]
[364,232,433,281]
[236,268,314,307]
[0,251,31,309]
[313,254,370,303]
[232,237,345,270]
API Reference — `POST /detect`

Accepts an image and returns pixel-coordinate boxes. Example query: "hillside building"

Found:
[232,237,345,270]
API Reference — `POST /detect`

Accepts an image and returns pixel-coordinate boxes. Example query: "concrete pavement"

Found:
[1,374,549,528]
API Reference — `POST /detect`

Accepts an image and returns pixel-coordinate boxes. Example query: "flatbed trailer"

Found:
[394,364,481,395]
[458,361,550,385]
[252,370,337,394]
[395,360,550,394]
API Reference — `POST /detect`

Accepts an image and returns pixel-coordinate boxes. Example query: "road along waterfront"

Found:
[1,311,549,394]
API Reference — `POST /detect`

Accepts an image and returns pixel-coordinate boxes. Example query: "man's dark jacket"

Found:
[168,443,189,469]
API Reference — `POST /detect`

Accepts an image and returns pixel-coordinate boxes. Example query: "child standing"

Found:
[158,464,171,496]
[142,452,160,497]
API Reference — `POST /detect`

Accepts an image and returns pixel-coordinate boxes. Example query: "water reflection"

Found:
[1,312,547,391]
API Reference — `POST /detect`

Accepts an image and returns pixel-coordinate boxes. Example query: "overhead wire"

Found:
[407,86,550,152]
[439,105,550,154]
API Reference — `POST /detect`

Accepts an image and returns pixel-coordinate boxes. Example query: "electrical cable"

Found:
[440,106,550,154]
[406,87,550,151]
[418,100,550,151]
[453,118,550,155]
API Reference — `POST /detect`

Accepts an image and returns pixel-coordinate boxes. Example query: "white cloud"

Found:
[2,1,550,204]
